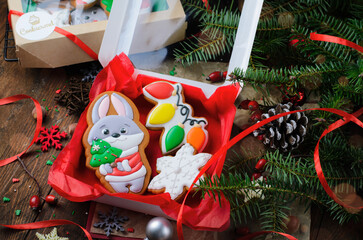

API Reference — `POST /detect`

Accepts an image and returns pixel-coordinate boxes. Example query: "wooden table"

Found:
[0,1,362,239]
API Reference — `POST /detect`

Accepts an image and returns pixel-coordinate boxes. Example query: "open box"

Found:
[48,0,264,231]
[7,0,186,68]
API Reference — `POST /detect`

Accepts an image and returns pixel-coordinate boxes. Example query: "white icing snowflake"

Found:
[92,144,101,151]
[36,228,68,240]
[148,143,212,200]
[240,177,268,203]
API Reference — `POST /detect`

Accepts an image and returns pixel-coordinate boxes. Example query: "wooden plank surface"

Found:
[0,0,362,239]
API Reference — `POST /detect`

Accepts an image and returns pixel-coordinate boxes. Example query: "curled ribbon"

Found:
[8,10,98,61]
[177,107,363,240]
[0,220,92,240]
[310,32,363,54]
[0,95,42,167]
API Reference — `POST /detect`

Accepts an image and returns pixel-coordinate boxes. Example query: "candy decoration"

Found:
[35,125,67,152]
[15,210,21,216]
[127,228,134,233]
[3,197,10,203]
[89,139,122,167]
[146,217,173,240]
[29,195,41,210]
[144,82,175,100]
[12,178,20,183]
[186,126,206,152]
[45,195,58,205]
[149,103,176,125]
[165,124,185,152]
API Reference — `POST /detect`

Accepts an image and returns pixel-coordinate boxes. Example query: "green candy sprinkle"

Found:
[52,155,56,159]
[46,160,53,166]
[15,210,21,216]
[3,197,10,203]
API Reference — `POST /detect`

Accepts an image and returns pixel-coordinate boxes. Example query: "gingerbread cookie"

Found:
[143,81,209,154]
[148,143,212,200]
[70,0,97,9]
[83,91,151,194]
[100,0,113,16]
[70,6,107,25]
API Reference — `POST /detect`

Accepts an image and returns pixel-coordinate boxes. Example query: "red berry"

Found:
[254,159,267,172]
[257,135,264,141]
[250,110,262,122]
[45,195,58,205]
[206,71,224,83]
[236,226,250,236]
[248,101,259,111]
[239,100,251,110]
[29,195,41,210]
[251,172,261,181]
[222,71,228,79]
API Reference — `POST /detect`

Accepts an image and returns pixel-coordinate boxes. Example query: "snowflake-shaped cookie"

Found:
[35,125,67,151]
[148,143,212,200]
[36,228,68,240]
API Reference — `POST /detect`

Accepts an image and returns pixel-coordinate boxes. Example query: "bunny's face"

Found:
[87,93,144,151]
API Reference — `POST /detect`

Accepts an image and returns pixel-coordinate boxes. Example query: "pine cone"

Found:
[253,102,308,152]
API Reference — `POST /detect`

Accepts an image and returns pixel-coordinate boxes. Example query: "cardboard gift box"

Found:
[7,0,187,68]
[49,0,264,232]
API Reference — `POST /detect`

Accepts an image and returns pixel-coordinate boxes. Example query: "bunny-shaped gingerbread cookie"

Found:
[83,91,151,194]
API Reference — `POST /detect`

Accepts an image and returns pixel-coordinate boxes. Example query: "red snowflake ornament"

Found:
[36,125,67,151]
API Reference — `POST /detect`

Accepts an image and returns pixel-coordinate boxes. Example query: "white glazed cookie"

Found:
[148,143,212,200]
[143,81,209,154]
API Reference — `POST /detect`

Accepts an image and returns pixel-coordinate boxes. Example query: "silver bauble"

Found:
[145,217,173,240]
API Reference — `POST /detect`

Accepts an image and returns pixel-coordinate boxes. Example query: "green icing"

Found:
[165,125,184,152]
[101,0,113,12]
[90,139,122,167]
[151,0,169,12]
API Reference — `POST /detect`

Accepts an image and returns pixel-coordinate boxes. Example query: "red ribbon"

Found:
[310,32,363,53]
[201,0,210,10]
[0,95,42,167]
[177,107,363,240]
[0,220,92,240]
[8,10,98,61]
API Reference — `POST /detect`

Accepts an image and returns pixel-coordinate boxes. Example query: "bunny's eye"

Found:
[120,128,127,134]
[102,129,110,135]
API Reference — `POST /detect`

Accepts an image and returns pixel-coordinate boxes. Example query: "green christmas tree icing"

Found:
[90,139,122,167]
[101,0,113,12]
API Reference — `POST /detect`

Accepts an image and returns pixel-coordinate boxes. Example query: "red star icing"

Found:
[35,125,67,152]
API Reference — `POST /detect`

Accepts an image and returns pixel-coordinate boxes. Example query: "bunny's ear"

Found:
[111,93,134,120]
[92,94,110,124]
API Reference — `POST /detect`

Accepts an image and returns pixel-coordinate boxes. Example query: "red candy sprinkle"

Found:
[12,178,20,183]
[55,89,62,94]
[127,228,134,233]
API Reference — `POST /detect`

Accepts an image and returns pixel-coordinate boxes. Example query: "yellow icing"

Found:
[149,103,176,125]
